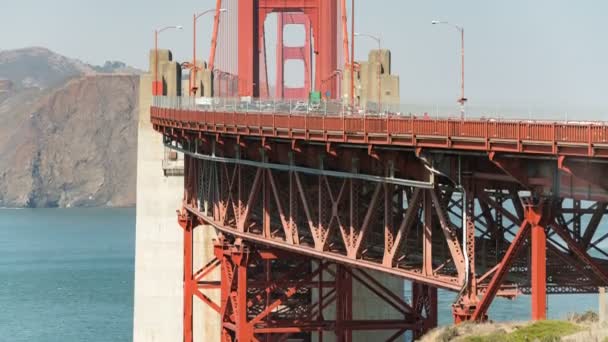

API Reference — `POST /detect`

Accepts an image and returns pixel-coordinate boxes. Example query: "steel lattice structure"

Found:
[151,101,608,340]
[149,0,608,340]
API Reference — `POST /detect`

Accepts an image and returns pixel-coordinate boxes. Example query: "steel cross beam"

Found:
[185,153,461,290]
[169,123,608,336]
[181,231,434,342]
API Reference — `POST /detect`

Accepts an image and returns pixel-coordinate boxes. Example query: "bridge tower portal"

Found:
[238,0,338,99]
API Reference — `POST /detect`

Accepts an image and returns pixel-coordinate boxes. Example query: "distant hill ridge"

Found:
[0,47,139,208]
[0,47,141,90]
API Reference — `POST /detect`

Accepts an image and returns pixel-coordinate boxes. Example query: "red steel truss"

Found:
[153,116,608,340]
[152,2,608,339]
[178,213,437,341]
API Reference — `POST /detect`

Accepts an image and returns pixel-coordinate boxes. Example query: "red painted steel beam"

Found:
[346,268,414,316]
[531,221,547,321]
[182,218,194,342]
[151,109,608,160]
[422,190,433,276]
[186,203,462,291]
[383,188,421,267]
[412,282,438,339]
[207,1,223,71]
[179,212,433,340]
[550,222,608,284]
[471,220,530,321]
[237,0,259,97]
[582,203,608,250]
[559,156,608,192]
[169,128,608,339]
[430,189,466,281]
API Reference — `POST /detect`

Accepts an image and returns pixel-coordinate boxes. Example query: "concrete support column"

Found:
[134,51,219,342]
[600,287,608,323]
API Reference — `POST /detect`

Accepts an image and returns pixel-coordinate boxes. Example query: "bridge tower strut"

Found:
[238,0,338,99]
[276,12,312,99]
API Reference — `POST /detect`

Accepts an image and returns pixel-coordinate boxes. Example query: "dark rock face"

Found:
[0,48,140,208]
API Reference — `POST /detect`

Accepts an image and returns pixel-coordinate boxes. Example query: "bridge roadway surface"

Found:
[150,96,608,336]
[152,96,608,159]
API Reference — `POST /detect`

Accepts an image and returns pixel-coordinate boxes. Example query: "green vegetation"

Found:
[461,321,581,342]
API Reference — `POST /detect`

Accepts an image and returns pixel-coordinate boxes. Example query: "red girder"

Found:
[151,107,608,160]
[161,103,608,340]
[181,234,433,342]
[163,4,608,334]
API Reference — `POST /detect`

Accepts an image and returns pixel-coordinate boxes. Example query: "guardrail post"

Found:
[363,111,366,138]
[588,125,593,156]
[386,112,389,136]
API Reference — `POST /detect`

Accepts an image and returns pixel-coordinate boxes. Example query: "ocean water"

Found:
[0,208,601,341]
[0,208,135,342]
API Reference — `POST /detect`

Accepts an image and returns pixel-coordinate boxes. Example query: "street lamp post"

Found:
[192,8,227,96]
[354,32,382,113]
[154,25,183,95]
[432,20,467,119]
[350,0,355,113]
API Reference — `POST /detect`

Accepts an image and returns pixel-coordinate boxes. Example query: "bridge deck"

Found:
[151,98,608,159]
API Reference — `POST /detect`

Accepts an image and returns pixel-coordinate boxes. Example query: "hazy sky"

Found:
[2,0,608,114]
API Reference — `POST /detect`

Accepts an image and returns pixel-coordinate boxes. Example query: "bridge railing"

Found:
[153,96,350,116]
[154,96,607,122]
[152,96,608,146]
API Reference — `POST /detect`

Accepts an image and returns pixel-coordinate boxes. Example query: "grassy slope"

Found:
[460,321,581,342]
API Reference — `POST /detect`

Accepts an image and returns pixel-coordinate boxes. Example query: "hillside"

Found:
[0,47,94,89]
[0,47,140,208]
[419,312,607,342]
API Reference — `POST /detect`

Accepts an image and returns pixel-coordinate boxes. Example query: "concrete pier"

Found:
[600,287,607,323]
[132,51,219,342]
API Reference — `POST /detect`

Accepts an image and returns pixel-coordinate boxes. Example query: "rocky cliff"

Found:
[0,48,140,207]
